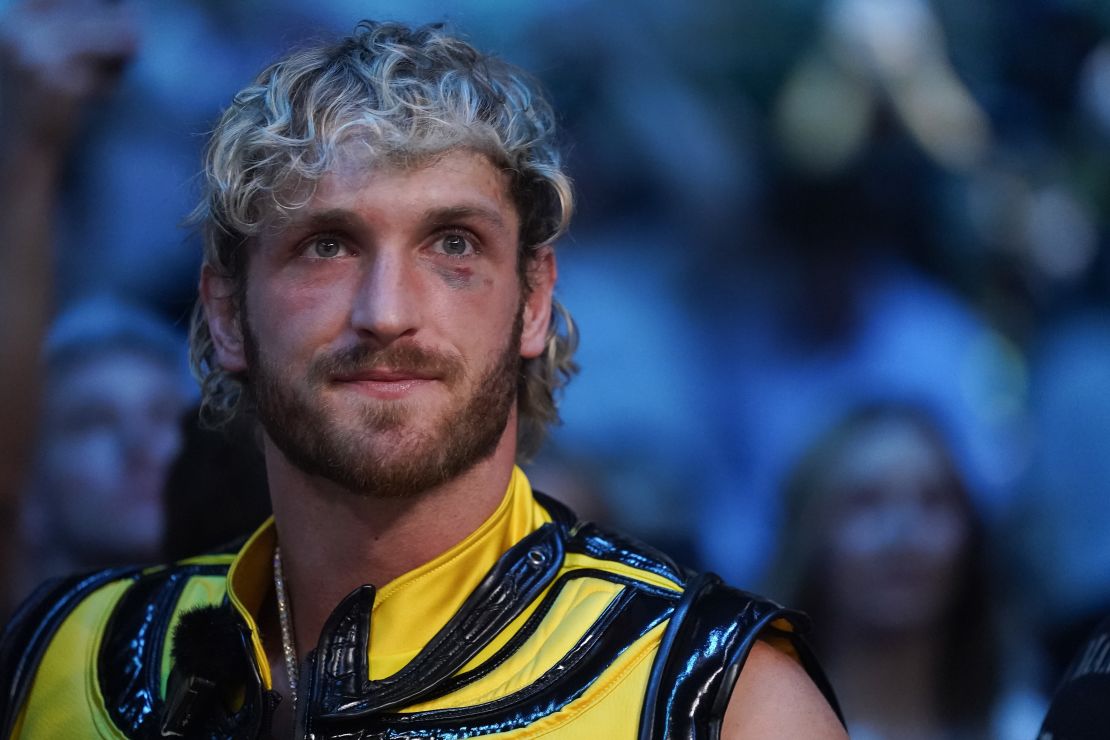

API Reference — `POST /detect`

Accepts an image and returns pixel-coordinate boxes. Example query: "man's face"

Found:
[223,148,551,497]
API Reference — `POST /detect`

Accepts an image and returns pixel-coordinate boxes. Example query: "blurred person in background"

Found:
[12,296,191,609]
[0,0,137,604]
[766,402,1043,740]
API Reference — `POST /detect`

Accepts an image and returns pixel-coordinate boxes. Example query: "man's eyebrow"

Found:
[296,208,362,230]
[283,205,510,234]
[423,205,508,229]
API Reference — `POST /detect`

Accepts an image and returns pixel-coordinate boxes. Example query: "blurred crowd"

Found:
[4,0,1110,737]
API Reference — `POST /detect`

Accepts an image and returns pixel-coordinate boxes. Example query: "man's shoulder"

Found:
[0,554,236,737]
[535,492,842,736]
[1,549,240,655]
[0,567,138,732]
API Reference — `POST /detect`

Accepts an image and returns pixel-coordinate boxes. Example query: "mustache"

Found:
[309,342,464,384]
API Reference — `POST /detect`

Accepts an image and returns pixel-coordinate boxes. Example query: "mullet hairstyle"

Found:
[188,20,578,462]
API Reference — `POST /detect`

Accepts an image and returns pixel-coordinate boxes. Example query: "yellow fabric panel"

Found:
[368,467,549,679]
[13,580,133,740]
[488,620,666,739]
[560,551,682,594]
[158,575,231,698]
[454,579,557,675]
[226,516,277,689]
[9,706,25,738]
[175,554,237,568]
[449,549,682,677]
[403,578,626,712]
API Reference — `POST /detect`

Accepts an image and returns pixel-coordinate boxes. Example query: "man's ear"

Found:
[520,247,556,360]
[200,264,248,373]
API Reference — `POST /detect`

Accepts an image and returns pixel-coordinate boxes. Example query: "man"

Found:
[1,21,845,738]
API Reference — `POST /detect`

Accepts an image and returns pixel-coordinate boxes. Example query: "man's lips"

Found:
[331,368,439,398]
[334,369,437,382]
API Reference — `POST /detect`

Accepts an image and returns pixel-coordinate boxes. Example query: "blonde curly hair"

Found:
[189,20,577,461]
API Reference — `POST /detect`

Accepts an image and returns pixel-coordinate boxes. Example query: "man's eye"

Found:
[309,237,346,258]
[438,234,474,256]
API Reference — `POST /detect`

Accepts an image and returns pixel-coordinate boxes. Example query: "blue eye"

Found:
[311,238,343,258]
[440,234,472,256]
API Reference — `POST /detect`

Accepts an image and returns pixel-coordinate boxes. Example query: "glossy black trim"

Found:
[568,523,688,586]
[0,567,138,737]
[302,522,565,725]
[537,490,689,587]
[638,571,712,740]
[531,490,578,529]
[422,568,682,700]
[302,584,675,738]
[637,573,842,740]
[98,564,229,737]
[297,583,376,736]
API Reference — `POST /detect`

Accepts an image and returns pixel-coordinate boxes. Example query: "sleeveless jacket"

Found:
[1,476,839,738]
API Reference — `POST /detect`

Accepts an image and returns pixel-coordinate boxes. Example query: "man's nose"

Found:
[349,248,421,345]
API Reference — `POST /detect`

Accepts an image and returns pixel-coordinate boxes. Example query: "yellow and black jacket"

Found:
[1,468,838,738]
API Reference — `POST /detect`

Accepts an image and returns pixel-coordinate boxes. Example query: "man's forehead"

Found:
[268,146,518,230]
[323,142,509,188]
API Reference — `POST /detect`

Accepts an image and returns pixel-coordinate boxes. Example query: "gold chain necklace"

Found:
[272,545,299,712]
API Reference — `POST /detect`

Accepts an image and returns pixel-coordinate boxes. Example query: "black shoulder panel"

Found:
[0,566,140,737]
[637,573,843,740]
[565,522,689,586]
[534,490,689,586]
[98,563,230,738]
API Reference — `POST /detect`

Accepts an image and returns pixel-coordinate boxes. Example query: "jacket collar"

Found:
[225,466,552,690]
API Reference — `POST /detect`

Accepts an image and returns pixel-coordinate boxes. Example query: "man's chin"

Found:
[266,424,446,498]
[293,415,512,499]
[322,389,424,434]
[306,458,459,500]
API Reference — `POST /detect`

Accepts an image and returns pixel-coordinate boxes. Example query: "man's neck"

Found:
[264,429,518,662]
